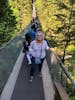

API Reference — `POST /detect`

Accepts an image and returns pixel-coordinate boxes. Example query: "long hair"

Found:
[25,33,31,43]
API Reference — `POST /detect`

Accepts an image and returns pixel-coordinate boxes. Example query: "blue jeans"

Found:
[30,57,45,77]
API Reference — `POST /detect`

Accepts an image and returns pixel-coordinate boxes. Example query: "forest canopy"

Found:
[0,0,32,46]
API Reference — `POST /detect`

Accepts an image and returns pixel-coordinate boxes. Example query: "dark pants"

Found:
[30,57,45,77]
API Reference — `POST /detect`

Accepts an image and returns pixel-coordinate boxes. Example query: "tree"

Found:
[0,0,32,46]
[0,0,17,39]
[54,0,75,63]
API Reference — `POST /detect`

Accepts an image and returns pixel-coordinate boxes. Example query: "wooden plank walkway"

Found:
[11,55,45,100]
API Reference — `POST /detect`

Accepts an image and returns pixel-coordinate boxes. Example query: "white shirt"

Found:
[29,40,49,59]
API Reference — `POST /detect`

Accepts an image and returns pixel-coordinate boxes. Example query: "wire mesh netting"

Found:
[46,49,75,99]
[46,51,66,85]
[0,26,29,94]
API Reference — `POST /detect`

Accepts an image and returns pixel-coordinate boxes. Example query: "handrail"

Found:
[54,82,70,100]
[46,39,75,87]
[56,55,75,86]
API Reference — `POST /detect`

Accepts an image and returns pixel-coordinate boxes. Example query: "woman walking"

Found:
[29,31,54,82]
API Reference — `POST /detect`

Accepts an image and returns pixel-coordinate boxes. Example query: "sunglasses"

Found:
[37,35,42,36]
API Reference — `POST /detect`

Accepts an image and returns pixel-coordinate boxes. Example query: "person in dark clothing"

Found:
[23,33,31,51]
[31,19,38,32]
[32,0,34,3]
[23,33,32,64]
[25,33,31,46]
[31,23,37,32]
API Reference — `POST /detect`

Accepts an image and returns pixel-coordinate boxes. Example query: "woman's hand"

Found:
[49,48,54,52]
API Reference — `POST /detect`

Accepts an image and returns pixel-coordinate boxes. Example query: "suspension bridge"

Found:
[0,1,75,100]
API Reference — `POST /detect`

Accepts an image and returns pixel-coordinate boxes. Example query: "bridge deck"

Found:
[11,55,45,100]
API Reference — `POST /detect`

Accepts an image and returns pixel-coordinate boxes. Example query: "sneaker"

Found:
[29,76,33,82]
[28,61,31,65]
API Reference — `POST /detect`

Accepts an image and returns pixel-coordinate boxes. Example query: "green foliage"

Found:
[0,0,32,46]
[66,82,75,100]
[0,23,5,34]
[35,0,75,49]
[66,44,75,53]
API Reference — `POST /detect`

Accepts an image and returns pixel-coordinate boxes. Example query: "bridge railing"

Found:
[47,51,75,86]
[46,40,75,99]
[0,25,29,95]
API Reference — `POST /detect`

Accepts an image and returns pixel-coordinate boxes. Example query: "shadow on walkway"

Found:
[11,55,45,100]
